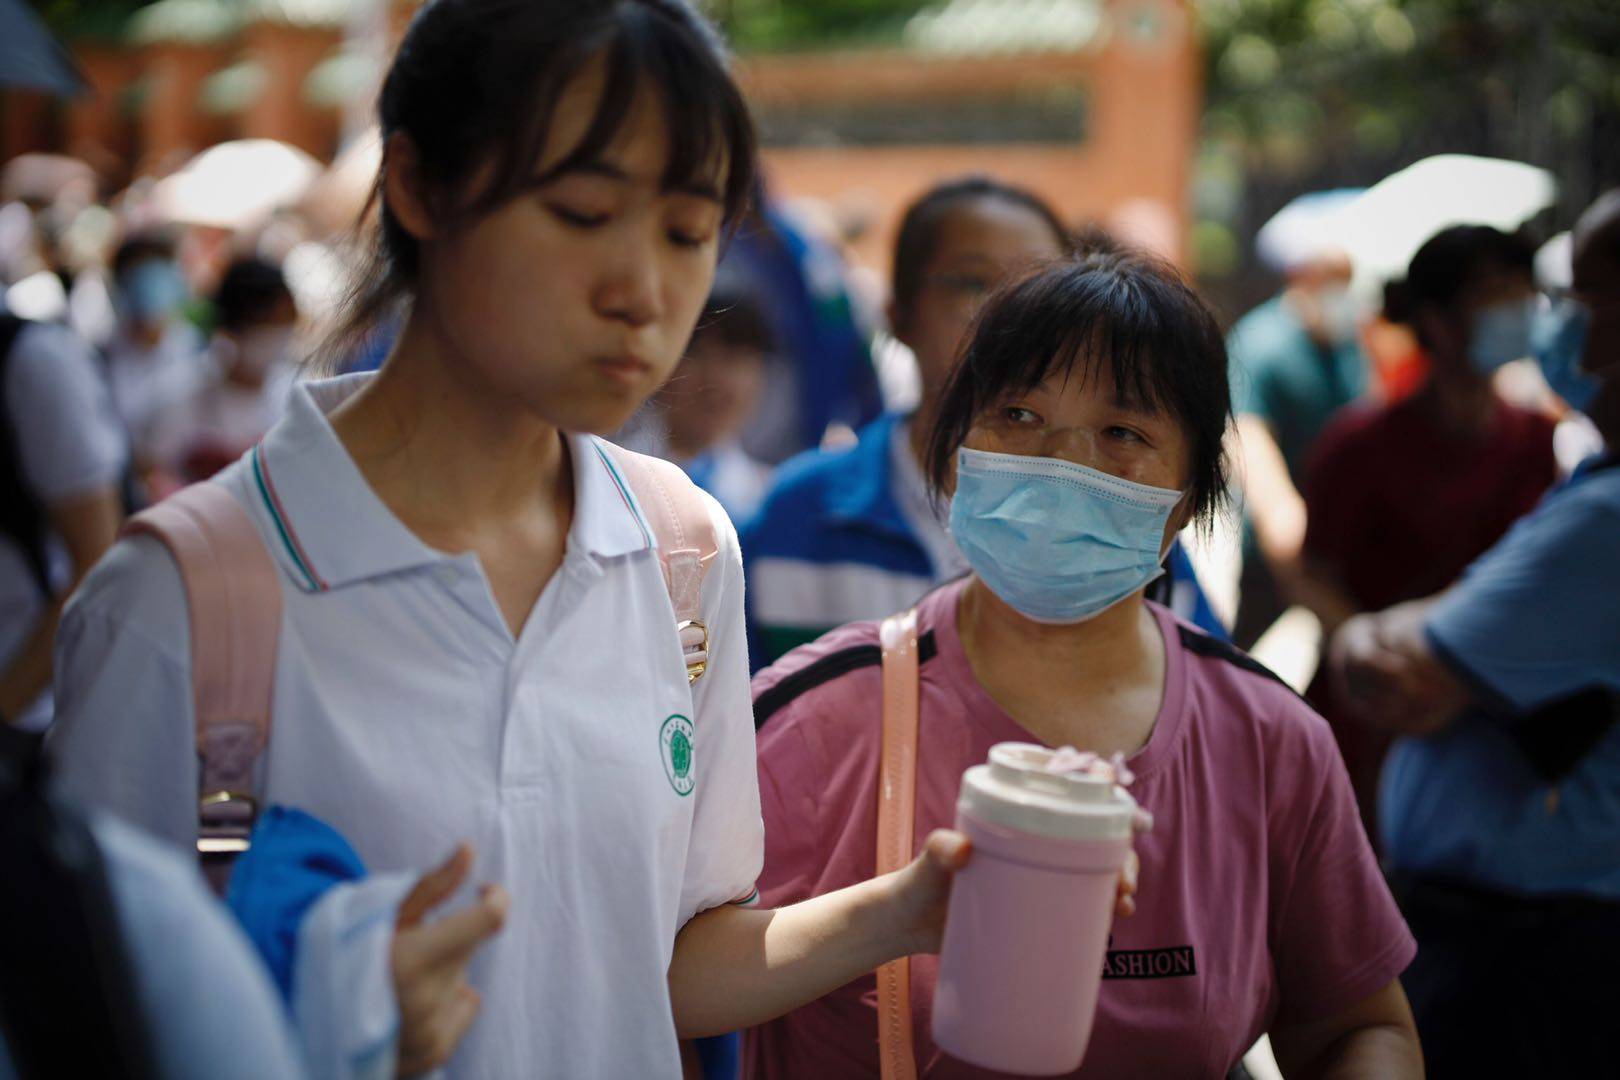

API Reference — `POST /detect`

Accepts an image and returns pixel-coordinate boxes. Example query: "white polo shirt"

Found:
[50,374,764,1078]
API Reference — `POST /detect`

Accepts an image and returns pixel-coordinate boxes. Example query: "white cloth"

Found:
[295,874,418,1080]
[0,320,126,729]
[50,374,764,1077]
[889,417,968,579]
[0,814,306,1079]
[104,320,206,462]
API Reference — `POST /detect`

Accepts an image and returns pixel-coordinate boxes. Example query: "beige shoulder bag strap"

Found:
[875,608,921,1080]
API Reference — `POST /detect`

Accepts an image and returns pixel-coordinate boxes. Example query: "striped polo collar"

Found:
[253,374,654,593]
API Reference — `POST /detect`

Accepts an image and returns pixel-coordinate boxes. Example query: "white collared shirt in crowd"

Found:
[103,319,206,462]
[0,319,127,730]
[50,374,764,1078]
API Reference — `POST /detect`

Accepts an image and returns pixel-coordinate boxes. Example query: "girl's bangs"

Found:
[520,12,754,224]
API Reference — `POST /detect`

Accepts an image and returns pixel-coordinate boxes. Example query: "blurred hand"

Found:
[392,844,508,1077]
[1331,613,1413,723]
[887,830,1139,956]
[1330,611,1457,735]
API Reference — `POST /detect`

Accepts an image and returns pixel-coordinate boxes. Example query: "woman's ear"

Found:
[383,132,436,242]
[1160,492,1196,557]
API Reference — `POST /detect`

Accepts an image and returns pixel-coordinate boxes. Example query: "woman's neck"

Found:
[328,310,570,535]
[955,576,1166,759]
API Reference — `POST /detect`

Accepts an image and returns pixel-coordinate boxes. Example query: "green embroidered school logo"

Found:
[660,714,695,797]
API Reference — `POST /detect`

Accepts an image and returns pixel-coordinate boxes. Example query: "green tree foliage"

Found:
[34,0,155,41]
[1195,0,1620,287]
[708,0,932,52]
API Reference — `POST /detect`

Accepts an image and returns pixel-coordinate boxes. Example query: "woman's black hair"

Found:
[212,257,293,334]
[890,175,1072,320]
[691,266,773,355]
[926,252,1232,528]
[1382,225,1536,339]
[322,0,756,365]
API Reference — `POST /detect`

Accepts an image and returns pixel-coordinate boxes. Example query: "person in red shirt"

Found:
[1299,225,1557,841]
[745,254,1421,1078]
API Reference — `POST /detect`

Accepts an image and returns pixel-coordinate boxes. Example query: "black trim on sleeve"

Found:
[1176,625,1307,704]
[753,630,938,730]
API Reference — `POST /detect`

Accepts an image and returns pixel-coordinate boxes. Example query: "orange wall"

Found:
[740,0,1200,273]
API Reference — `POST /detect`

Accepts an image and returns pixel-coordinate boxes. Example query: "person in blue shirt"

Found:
[741,177,1225,672]
[1330,190,1620,1078]
[1227,244,1368,648]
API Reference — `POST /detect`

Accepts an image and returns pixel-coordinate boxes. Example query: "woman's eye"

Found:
[549,205,609,229]
[1106,425,1146,444]
[1003,406,1040,425]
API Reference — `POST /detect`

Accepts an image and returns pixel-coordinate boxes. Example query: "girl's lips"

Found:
[594,355,653,385]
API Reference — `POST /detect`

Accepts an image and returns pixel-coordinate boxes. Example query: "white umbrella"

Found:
[152,139,323,231]
[1327,154,1556,282]
[1254,188,1363,272]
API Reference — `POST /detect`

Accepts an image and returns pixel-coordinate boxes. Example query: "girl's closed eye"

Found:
[548,203,610,229]
[667,226,715,250]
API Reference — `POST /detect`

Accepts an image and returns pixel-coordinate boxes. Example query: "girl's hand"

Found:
[884,830,1140,956]
[392,844,509,1076]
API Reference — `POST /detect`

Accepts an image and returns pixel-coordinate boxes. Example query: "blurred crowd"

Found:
[1,12,1617,1073]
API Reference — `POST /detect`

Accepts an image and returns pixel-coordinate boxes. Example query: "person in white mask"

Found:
[144,256,299,491]
[104,233,206,475]
[1225,245,1368,648]
[1294,224,1558,844]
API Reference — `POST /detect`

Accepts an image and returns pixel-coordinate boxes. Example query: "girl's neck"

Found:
[956,576,1165,758]
[328,309,570,533]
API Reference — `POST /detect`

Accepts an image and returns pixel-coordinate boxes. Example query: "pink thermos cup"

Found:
[932,743,1146,1075]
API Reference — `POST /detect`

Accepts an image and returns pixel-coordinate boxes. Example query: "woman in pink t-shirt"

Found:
[746,254,1423,1078]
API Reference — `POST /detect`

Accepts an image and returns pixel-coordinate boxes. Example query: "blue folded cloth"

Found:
[226,806,368,1002]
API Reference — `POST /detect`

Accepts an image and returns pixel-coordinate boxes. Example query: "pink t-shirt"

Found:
[744,579,1414,1078]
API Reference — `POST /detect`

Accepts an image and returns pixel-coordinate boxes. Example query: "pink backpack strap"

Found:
[604,444,719,684]
[122,480,282,891]
[875,608,922,1080]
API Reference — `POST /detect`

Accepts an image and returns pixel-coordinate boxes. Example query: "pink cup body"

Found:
[931,808,1130,1076]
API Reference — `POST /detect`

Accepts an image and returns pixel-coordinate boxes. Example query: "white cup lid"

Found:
[958,742,1142,842]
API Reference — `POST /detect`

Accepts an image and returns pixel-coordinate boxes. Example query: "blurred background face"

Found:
[893,197,1067,400]
[1284,250,1356,345]
[659,331,767,455]
[1420,261,1537,373]
[117,254,187,338]
[224,291,298,386]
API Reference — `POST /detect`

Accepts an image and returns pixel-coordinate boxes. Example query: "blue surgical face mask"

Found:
[119,259,186,324]
[1469,296,1537,374]
[1533,297,1598,412]
[948,446,1183,625]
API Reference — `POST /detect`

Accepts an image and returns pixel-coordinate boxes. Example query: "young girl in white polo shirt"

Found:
[50,2,1103,1074]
